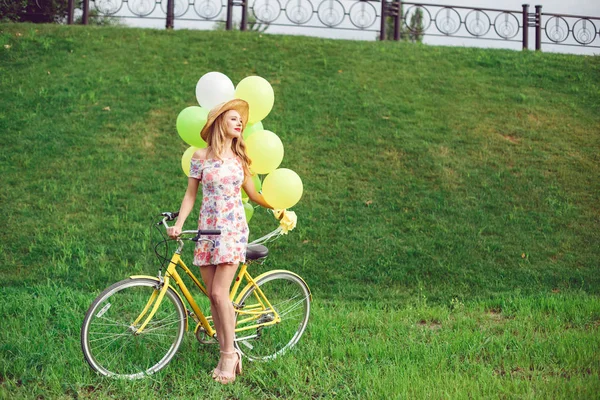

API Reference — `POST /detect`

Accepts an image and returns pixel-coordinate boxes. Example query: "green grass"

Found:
[1,23,599,398]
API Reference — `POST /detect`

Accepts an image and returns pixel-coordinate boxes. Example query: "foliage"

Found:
[383,4,424,42]
[0,0,69,23]
[214,14,269,33]
[408,7,424,42]
[74,8,122,26]
[0,0,120,25]
[0,0,26,22]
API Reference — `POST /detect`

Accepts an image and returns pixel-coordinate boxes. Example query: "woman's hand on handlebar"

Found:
[167,226,182,239]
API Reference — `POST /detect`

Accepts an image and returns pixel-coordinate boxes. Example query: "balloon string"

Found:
[250,227,283,245]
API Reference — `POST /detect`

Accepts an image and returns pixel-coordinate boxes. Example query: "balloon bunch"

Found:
[176,72,303,223]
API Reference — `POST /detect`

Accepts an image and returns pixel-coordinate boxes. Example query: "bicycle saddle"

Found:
[246,244,268,260]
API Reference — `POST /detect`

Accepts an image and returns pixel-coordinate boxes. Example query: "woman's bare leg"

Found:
[200,265,222,373]
[210,263,240,381]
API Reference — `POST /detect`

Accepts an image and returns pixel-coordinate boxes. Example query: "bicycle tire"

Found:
[81,277,186,379]
[234,271,311,361]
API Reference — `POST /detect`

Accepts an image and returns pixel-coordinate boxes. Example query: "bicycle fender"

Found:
[234,270,312,304]
[129,275,188,331]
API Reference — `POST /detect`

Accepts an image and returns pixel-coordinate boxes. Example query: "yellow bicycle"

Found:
[81,211,311,379]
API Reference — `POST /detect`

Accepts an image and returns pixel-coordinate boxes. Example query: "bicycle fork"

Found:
[131,274,171,335]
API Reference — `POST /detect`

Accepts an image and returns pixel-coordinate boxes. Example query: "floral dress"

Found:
[189,157,249,266]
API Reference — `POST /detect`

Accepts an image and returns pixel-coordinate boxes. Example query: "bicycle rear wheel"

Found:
[235,271,311,361]
[81,277,186,379]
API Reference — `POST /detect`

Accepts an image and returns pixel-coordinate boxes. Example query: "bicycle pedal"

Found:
[194,325,218,345]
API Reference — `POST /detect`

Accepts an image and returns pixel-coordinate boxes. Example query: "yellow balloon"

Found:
[235,76,274,124]
[181,146,200,177]
[245,130,284,174]
[262,169,303,209]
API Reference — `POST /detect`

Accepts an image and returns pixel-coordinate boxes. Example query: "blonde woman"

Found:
[167,99,273,384]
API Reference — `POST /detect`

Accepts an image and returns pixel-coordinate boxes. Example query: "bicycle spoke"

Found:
[143,318,182,332]
[93,316,135,329]
[88,331,134,342]
[92,331,132,358]
[276,296,309,319]
[103,333,137,373]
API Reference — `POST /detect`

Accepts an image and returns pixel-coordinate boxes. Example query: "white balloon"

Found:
[195,72,235,110]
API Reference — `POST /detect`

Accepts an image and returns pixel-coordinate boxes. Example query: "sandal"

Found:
[214,349,242,384]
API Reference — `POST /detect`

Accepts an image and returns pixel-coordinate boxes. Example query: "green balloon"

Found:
[243,202,254,223]
[241,173,262,201]
[243,121,264,140]
[176,106,208,148]
[252,173,262,192]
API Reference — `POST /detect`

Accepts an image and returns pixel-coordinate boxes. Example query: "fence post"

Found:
[226,0,234,30]
[380,0,387,40]
[67,0,74,24]
[521,4,529,49]
[535,5,542,50]
[166,0,175,28]
[393,0,402,41]
[82,0,89,25]
[240,0,248,31]
[393,0,403,41]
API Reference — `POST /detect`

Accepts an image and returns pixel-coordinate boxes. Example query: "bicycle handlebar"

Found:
[158,211,221,240]
[194,230,221,237]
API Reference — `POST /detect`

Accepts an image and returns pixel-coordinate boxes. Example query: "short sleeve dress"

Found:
[189,157,249,267]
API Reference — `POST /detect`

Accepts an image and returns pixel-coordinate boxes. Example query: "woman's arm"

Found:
[242,174,273,209]
[167,177,200,238]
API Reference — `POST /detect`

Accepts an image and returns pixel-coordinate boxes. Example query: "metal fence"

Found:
[247,0,382,33]
[540,10,600,48]
[68,0,600,51]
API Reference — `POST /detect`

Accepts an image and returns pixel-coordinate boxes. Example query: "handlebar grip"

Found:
[191,229,221,243]
[160,211,180,221]
[199,230,221,235]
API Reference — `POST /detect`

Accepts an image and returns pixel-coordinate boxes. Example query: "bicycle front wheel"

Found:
[235,271,311,361]
[81,278,186,379]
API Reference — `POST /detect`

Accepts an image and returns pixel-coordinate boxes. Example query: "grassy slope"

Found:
[0,24,599,398]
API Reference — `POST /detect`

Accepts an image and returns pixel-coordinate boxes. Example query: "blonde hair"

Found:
[205,112,252,176]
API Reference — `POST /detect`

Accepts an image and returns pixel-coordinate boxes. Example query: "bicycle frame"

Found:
[130,252,281,339]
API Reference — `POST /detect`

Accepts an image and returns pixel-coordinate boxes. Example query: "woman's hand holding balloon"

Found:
[273,209,285,220]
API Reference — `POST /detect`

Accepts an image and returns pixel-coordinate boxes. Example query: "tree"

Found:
[408,7,424,42]
[0,0,69,23]
[382,3,424,42]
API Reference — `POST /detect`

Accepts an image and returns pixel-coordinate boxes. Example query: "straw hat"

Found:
[200,99,250,142]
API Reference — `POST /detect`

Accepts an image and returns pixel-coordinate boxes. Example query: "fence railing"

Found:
[540,10,600,48]
[383,3,526,45]
[246,0,382,33]
[67,0,600,51]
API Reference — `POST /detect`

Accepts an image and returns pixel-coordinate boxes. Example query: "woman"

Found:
[167,99,273,384]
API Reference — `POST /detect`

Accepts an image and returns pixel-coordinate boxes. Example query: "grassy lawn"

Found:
[0,23,599,398]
